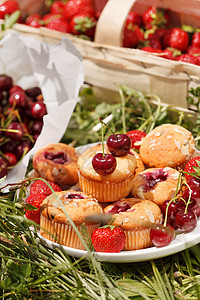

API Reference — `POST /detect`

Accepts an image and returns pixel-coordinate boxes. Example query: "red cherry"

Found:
[4,152,17,166]
[161,200,183,220]
[31,102,47,119]
[0,74,13,91]
[150,224,175,247]
[5,122,24,141]
[107,134,131,157]
[9,85,24,95]
[92,152,117,176]
[175,209,197,232]
[9,90,27,107]
[0,156,8,178]
[126,129,146,150]
[31,120,43,135]
[25,87,42,98]
[14,140,32,160]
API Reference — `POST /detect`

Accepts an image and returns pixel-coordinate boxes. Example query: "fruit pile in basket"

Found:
[0,74,47,179]
[0,1,200,65]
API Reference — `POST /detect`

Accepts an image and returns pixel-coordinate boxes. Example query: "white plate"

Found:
[37,222,200,263]
[37,144,200,263]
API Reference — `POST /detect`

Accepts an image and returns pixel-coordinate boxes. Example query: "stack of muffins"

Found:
[32,124,196,251]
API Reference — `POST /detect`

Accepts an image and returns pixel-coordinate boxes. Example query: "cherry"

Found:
[67,193,85,199]
[0,75,13,91]
[31,102,47,119]
[107,134,131,157]
[14,140,32,160]
[187,176,200,190]
[25,87,42,98]
[9,85,24,95]
[161,200,183,219]
[107,201,131,214]
[92,152,117,176]
[0,156,8,178]
[150,224,175,247]
[175,209,197,232]
[45,151,68,164]
[31,120,43,135]
[2,140,16,153]
[142,169,168,192]
[4,152,17,166]
[5,122,24,141]
[9,90,27,108]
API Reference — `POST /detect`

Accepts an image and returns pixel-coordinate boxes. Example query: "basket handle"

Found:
[94,0,137,47]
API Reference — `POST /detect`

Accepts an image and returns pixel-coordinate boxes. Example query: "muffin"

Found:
[77,144,137,202]
[139,124,196,168]
[33,143,79,186]
[40,190,103,250]
[131,167,180,205]
[130,149,145,175]
[104,198,162,250]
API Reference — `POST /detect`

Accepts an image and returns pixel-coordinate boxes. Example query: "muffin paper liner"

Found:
[40,215,99,250]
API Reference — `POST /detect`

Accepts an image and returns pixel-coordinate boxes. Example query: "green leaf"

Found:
[117,279,155,298]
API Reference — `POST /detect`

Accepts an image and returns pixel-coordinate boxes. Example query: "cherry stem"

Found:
[99,117,115,135]
[184,180,192,214]
[119,86,126,134]
[100,118,105,157]
[164,171,182,227]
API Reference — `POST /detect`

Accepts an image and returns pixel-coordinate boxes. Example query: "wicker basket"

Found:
[10,0,200,109]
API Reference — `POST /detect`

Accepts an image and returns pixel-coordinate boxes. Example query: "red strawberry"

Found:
[123,25,144,48]
[25,194,46,224]
[143,6,169,29]
[91,225,125,253]
[191,32,200,47]
[25,14,42,28]
[184,156,200,182]
[50,1,65,16]
[0,0,19,19]
[126,129,147,150]
[43,13,65,25]
[141,46,162,53]
[125,11,143,28]
[69,12,96,39]
[169,28,189,51]
[187,45,200,56]
[30,180,62,197]
[46,18,70,33]
[64,0,95,21]
[177,54,199,66]
[159,48,181,60]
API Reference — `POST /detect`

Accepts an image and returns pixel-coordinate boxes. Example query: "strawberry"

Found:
[50,1,65,16]
[43,13,65,25]
[143,6,169,29]
[159,48,181,60]
[177,54,199,66]
[25,194,46,224]
[46,18,70,33]
[187,45,200,56]
[126,129,147,150]
[25,14,42,28]
[69,12,96,39]
[169,28,189,51]
[123,25,144,48]
[0,0,19,19]
[91,225,125,253]
[141,46,162,53]
[125,11,143,28]
[191,32,200,47]
[184,157,200,182]
[30,180,62,197]
[64,0,95,21]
